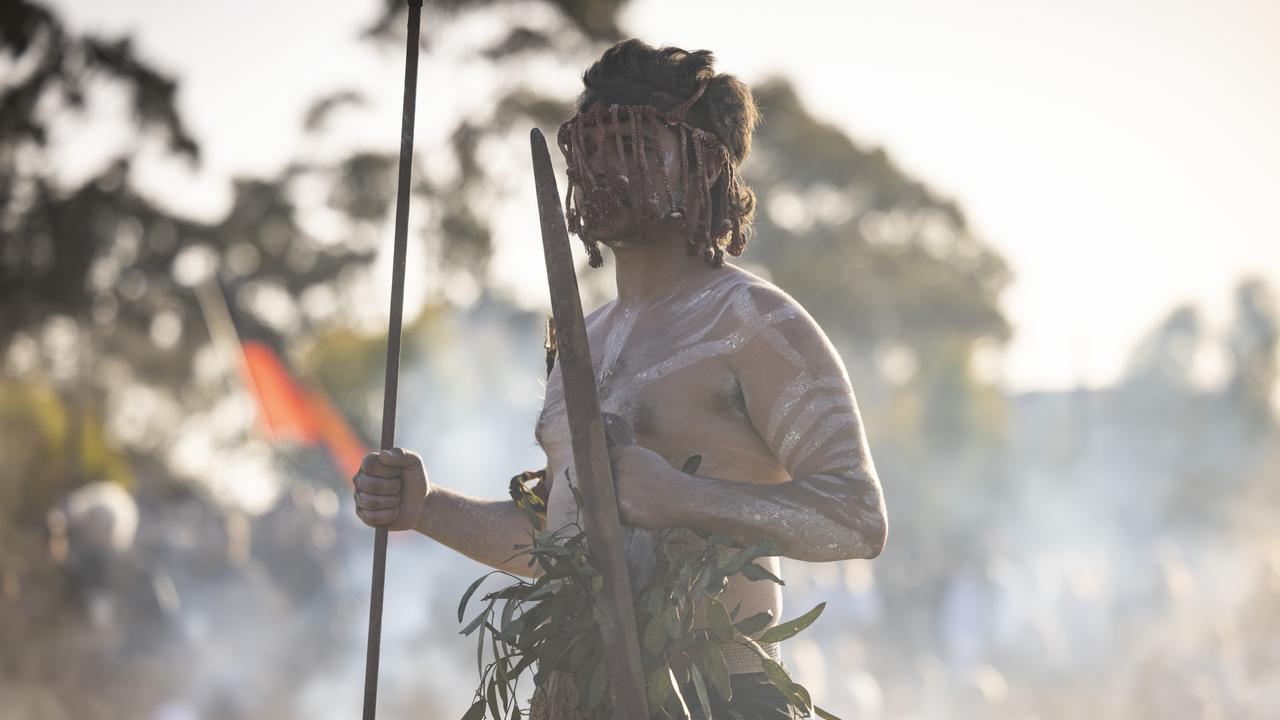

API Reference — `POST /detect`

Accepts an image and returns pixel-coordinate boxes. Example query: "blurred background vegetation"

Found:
[2,0,1278,718]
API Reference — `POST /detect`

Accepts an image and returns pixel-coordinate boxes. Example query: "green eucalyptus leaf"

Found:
[511,652,536,678]
[643,615,667,656]
[646,664,672,709]
[664,604,684,639]
[486,680,501,720]
[815,704,845,720]
[524,580,554,601]
[667,666,691,719]
[568,636,591,673]
[739,561,785,585]
[538,632,573,672]
[542,560,573,580]
[489,584,537,601]
[734,635,771,660]
[689,664,713,720]
[758,602,826,644]
[733,610,774,636]
[703,570,729,598]
[496,658,509,707]
[461,698,486,720]
[513,603,546,638]
[668,631,700,653]
[500,597,518,634]
[707,598,733,643]
[461,607,489,636]
[789,682,814,715]
[678,562,693,588]
[458,573,492,623]
[700,640,732,701]
[498,617,525,643]
[517,617,553,653]
[716,546,763,576]
[490,631,503,704]
[759,657,794,698]
[585,660,608,710]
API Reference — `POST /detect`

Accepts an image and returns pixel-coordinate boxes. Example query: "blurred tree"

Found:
[1,0,196,339]
[0,378,131,526]
[0,1,387,514]
[1225,277,1279,428]
[1123,304,1204,393]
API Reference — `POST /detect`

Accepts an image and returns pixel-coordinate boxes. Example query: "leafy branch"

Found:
[458,467,842,719]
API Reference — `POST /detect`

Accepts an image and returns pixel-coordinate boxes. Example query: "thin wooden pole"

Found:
[363,2,423,719]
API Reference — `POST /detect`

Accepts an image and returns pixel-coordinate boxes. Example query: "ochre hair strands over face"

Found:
[676,127,690,234]
[556,79,750,270]
[690,130,712,264]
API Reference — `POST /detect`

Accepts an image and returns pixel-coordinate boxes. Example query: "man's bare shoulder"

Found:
[584,299,616,327]
[721,263,817,325]
[720,263,843,368]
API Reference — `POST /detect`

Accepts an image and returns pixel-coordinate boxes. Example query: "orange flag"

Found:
[240,340,368,482]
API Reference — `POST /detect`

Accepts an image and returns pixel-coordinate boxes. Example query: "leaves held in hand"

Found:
[734,610,774,636]
[759,602,827,644]
[454,506,832,718]
[700,637,733,701]
[706,598,733,644]
[740,560,785,584]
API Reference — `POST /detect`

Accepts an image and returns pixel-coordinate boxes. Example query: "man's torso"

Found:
[534,263,796,635]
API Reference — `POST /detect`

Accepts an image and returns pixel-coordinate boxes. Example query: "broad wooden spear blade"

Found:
[530,127,651,719]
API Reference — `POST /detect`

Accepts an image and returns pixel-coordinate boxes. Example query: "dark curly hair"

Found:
[569,39,761,267]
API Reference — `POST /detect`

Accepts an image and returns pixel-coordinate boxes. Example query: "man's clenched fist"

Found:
[353,448,430,531]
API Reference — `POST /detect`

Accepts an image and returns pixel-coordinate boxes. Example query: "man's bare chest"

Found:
[534,272,780,473]
[536,306,750,460]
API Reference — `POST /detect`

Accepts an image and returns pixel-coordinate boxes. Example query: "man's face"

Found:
[569,111,684,247]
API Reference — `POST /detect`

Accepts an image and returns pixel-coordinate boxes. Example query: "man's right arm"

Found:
[353,449,542,579]
[412,485,541,578]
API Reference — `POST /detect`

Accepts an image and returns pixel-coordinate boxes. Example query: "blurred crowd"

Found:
[2,474,352,720]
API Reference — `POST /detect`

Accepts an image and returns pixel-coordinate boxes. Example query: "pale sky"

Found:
[42,0,1280,392]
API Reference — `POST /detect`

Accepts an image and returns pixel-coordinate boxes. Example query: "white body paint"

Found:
[533,263,885,672]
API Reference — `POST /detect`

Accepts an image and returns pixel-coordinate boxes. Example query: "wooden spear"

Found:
[363,2,423,719]
[530,128,651,719]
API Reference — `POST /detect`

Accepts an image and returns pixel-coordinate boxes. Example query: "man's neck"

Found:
[609,228,724,308]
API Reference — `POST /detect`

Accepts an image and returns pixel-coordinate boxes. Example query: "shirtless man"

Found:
[354,39,887,716]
